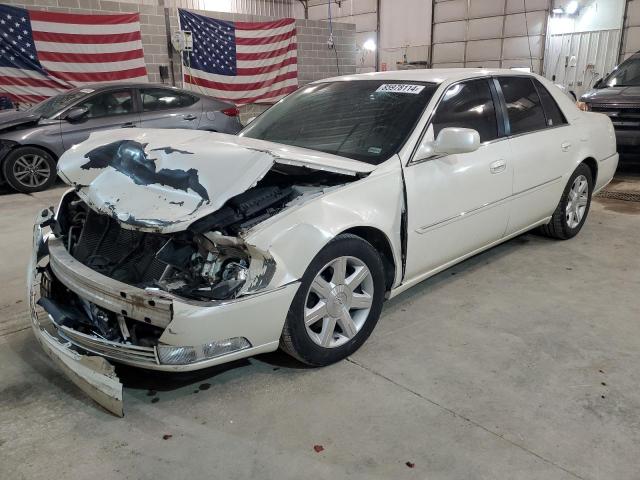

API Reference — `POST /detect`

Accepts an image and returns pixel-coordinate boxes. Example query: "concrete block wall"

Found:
[621,0,640,61]
[171,7,356,86]
[0,0,356,116]
[2,0,173,84]
[167,6,356,121]
[432,0,550,73]
[308,0,378,73]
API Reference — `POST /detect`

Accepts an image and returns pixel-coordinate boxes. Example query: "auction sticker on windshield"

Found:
[376,84,425,94]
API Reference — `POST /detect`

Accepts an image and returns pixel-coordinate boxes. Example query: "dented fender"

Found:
[244,157,406,289]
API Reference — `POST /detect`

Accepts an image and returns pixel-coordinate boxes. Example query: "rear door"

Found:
[496,76,574,234]
[138,87,202,129]
[60,88,139,150]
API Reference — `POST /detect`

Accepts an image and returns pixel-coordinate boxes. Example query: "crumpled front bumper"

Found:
[28,207,300,416]
[28,209,124,416]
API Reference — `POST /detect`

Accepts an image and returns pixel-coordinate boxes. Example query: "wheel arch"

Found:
[581,157,598,184]
[11,143,59,162]
[340,226,396,292]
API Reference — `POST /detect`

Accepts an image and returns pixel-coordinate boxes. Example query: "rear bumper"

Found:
[594,152,619,194]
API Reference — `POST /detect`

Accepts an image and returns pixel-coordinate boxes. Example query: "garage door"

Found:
[432,0,550,73]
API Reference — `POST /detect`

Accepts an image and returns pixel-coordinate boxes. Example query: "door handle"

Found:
[561,142,572,151]
[490,159,506,174]
[121,122,136,128]
[183,114,198,121]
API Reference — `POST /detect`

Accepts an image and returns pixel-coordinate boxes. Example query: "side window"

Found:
[498,77,547,135]
[533,80,567,127]
[431,79,499,143]
[141,88,197,112]
[77,90,133,119]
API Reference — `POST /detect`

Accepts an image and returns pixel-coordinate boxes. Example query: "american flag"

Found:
[0,3,147,105]
[179,9,297,105]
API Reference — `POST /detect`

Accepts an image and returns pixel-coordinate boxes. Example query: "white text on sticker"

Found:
[376,84,425,94]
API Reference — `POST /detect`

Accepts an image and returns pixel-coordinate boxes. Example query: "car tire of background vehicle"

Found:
[538,163,593,240]
[280,234,386,366]
[2,147,57,193]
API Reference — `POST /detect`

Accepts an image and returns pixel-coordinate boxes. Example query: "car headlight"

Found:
[157,337,252,365]
[576,101,590,111]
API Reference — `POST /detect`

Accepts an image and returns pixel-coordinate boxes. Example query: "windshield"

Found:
[29,90,89,118]
[240,80,438,164]
[602,56,640,87]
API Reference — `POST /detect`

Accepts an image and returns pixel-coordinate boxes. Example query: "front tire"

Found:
[2,147,57,193]
[280,234,386,366]
[539,163,593,240]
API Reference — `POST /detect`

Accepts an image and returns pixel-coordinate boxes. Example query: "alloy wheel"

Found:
[565,174,589,229]
[12,154,51,189]
[304,256,374,348]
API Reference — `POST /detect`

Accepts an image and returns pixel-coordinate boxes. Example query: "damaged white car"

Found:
[29,69,618,416]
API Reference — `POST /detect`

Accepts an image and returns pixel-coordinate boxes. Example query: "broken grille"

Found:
[73,210,169,285]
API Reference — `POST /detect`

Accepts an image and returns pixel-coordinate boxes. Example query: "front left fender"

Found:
[243,158,406,289]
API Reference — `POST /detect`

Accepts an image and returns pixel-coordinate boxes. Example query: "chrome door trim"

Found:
[415,176,563,234]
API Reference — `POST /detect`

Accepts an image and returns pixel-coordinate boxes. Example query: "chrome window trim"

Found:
[407,74,575,167]
[407,76,501,167]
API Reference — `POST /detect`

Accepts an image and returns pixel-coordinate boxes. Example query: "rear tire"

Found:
[538,163,593,240]
[280,234,386,366]
[2,146,57,193]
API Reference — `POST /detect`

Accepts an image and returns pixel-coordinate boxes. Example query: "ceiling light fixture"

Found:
[566,1,579,15]
[363,39,376,52]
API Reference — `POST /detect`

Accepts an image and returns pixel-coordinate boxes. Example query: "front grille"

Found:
[58,324,159,365]
[590,104,640,129]
[73,210,169,285]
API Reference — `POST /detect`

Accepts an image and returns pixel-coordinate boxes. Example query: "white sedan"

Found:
[29,69,618,415]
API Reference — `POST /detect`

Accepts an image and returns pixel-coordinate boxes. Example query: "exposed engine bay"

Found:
[55,165,354,307]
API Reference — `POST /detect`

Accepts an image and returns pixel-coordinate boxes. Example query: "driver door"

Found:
[403,78,513,282]
[60,88,140,150]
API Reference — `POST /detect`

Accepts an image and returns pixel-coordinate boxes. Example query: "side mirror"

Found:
[64,107,89,122]
[415,127,481,161]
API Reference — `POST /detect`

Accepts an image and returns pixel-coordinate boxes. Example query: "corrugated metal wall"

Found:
[621,0,640,60]
[164,0,300,17]
[545,29,622,96]
[431,0,550,73]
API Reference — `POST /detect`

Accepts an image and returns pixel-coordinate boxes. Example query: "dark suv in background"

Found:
[580,53,640,156]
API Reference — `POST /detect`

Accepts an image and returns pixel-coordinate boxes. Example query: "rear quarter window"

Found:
[534,80,567,127]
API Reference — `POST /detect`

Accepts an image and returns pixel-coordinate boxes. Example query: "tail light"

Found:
[221,107,239,117]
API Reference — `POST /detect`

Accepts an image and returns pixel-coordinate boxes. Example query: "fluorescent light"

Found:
[552,7,564,14]
[363,39,376,51]
[566,1,578,14]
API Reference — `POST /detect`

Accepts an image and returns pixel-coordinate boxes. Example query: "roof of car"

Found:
[317,68,538,85]
[70,82,184,92]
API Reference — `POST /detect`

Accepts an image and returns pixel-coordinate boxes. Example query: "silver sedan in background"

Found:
[0,83,243,192]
